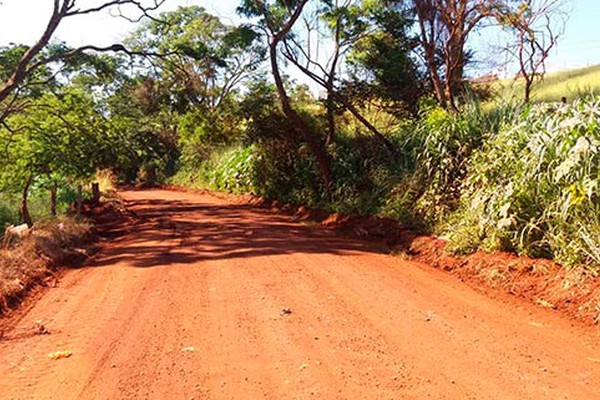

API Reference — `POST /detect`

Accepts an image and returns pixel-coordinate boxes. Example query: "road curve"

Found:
[1,189,599,399]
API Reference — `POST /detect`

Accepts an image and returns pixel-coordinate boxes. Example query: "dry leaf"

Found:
[48,351,72,360]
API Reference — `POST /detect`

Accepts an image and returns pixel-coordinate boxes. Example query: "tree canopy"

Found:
[0,0,573,228]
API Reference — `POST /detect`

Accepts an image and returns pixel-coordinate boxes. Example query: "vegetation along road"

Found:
[1,189,599,399]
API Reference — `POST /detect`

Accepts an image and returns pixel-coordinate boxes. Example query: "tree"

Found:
[407,0,570,109]
[128,6,265,113]
[0,0,166,126]
[501,0,567,102]
[412,0,496,110]
[344,0,424,114]
[122,7,266,176]
[279,0,410,152]
[0,87,113,225]
[103,73,181,183]
[239,0,334,190]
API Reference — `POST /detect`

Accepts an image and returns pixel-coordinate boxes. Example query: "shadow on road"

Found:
[89,198,378,269]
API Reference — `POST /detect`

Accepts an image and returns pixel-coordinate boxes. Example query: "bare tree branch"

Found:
[501,0,567,102]
[0,0,167,124]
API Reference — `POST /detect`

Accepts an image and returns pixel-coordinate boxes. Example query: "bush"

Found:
[409,102,491,227]
[0,217,90,312]
[448,97,600,268]
[210,146,259,194]
[0,196,18,230]
[171,145,259,194]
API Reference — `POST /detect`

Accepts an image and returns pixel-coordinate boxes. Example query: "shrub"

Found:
[448,97,600,269]
[411,102,489,226]
[1,217,90,312]
[210,145,259,194]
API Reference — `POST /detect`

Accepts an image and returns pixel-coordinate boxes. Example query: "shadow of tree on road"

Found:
[88,198,381,269]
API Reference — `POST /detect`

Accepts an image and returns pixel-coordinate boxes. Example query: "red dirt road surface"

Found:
[1,189,600,399]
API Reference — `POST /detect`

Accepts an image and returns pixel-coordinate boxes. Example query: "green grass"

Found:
[0,185,80,231]
[492,64,600,103]
[447,97,600,269]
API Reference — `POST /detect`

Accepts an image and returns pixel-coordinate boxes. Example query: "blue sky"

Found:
[549,0,600,70]
[0,0,241,47]
[0,0,598,77]
[469,0,600,76]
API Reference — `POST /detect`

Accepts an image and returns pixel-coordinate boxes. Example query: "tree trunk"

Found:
[77,184,83,217]
[92,182,100,204]
[269,30,333,191]
[445,33,466,111]
[325,16,342,147]
[21,174,34,228]
[325,95,335,147]
[426,47,448,108]
[415,0,448,108]
[524,78,532,103]
[50,179,57,217]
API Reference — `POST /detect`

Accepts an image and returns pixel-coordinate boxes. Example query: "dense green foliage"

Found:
[2,1,600,272]
[448,98,600,267]
[171,94,600,271]
[172,98,495,224]
[345,0,423,113]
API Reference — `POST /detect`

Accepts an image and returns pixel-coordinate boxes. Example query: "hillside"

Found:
[492,64,600,103]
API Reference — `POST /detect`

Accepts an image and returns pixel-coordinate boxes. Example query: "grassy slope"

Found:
[492,64,600,103]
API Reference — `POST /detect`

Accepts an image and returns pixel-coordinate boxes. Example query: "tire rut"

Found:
[0,189,599,400]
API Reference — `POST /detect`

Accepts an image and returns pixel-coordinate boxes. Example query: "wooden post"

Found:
[77,184,83,217]
[21,174,34,227]
[91,182,100,204]
[50,180,57,217]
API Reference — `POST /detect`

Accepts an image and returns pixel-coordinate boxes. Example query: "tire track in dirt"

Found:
[293,250,595,398]
[0,189,599,399]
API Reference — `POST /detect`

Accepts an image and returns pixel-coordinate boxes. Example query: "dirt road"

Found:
[1,189,600,399]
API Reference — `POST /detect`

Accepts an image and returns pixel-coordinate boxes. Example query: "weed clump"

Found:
[0,217,90,313]
[448,97,600,269]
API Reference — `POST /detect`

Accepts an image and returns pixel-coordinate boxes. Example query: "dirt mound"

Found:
[409,236,600,325]
[84,200,132,239]
[0,201,128,316]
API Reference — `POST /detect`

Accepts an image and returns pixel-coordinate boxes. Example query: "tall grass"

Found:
[448,97,600,269]
[171,145,259,195]
[494,65,600,103]
[170,93,600,270]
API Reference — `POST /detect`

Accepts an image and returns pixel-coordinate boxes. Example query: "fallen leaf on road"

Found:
[34,320,50,335]
[535,299,556,309]
[48,351,72,360]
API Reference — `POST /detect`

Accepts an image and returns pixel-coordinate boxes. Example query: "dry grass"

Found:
[0,217,90,313]
[493,64,600,103]
[94,169,117,196]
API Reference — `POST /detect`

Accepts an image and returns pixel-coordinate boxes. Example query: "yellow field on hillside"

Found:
[491,64,600,103]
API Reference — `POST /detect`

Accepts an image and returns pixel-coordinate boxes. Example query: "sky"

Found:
[0,0,241,47]
[0,0,599,77]
[469,0,600,76]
